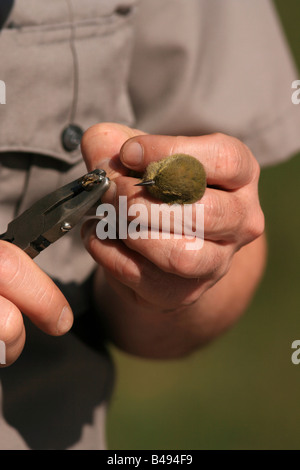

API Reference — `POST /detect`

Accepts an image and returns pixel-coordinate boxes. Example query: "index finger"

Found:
[120,132,259,189]
[0,241,73,336]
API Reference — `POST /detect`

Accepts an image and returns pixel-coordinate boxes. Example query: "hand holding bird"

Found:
[80,123,265,356]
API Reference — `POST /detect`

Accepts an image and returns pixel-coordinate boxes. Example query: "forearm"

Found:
[94,233,267,359]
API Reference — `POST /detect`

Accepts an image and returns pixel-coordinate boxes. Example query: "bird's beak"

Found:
[134,179,155,187]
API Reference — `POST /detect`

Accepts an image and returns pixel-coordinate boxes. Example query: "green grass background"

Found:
[106,1,300,450]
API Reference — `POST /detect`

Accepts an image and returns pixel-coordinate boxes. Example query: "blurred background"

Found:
[107,0,300,450]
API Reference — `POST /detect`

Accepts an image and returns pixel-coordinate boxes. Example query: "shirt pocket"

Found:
[0,0,139,165]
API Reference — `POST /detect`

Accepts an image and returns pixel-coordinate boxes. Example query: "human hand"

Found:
[81,123,265,313]
[0,241,73,366]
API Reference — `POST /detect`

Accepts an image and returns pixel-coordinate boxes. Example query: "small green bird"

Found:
[135,153,206,204]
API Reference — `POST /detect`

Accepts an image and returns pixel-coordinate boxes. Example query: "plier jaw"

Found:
[0,169,110,259]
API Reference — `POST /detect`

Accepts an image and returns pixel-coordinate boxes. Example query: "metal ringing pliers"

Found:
[0,169,110,259]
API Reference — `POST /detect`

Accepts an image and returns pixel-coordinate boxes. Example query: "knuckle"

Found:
[246,149,261,184]
[168,241,228,281]
[251,208,265,239]
[214,134,243,177]
[113,252,141,285]
[205,192,245,235]
[223,144,244,180]
[212,134,257,185]
[204,250,226,280]
[168,243,200,278]
[243,206,265,242]
[167,239,229,280]
[252,157,261,184]
[201,244,231,281]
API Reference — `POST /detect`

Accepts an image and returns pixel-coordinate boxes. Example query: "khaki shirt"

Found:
[0,0,299,449]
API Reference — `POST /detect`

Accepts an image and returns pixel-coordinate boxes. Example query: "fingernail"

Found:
[122,141,143,167]
[56,306,73,335]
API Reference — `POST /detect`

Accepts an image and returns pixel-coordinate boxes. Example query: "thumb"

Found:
[81,122,146,176]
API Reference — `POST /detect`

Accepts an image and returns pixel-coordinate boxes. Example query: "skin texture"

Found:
[0,241,73,367]
[80,123,266,359]
[0,121,266,365]
[139,153,207,204]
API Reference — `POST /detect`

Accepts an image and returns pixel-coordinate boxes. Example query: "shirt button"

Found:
[115,6,132,15]
[61,124,84,152]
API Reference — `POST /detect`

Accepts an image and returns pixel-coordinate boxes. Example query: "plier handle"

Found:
[0,169,110,259]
